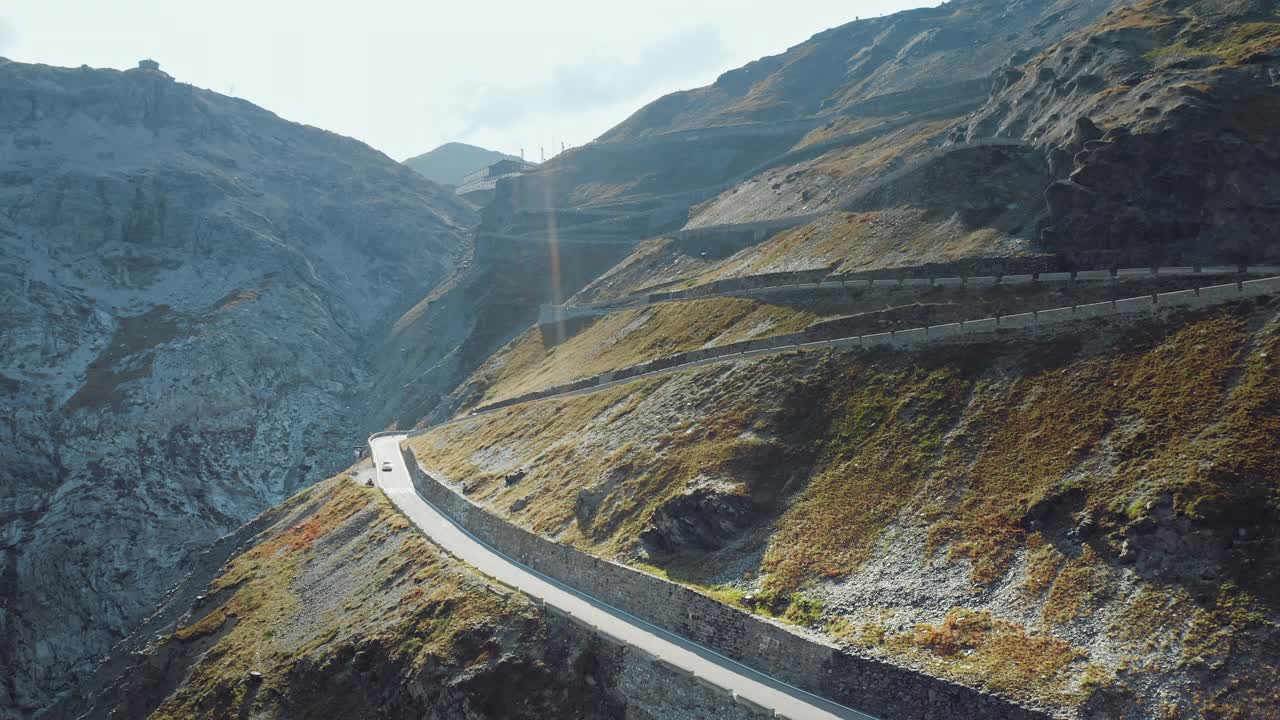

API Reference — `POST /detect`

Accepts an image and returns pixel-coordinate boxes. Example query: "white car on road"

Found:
[380,461,393,472]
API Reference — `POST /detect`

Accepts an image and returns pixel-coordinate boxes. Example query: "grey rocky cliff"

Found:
[956,0,1280,265]
[0,58,474,715]
[599,0,1111,141]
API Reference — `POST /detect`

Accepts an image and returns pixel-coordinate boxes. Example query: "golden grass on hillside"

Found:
[1042,546,1113,626]
[429,311,1280,600]
[1096,0,1280,67]
[696,207,1017,281]
[415,369,797,557]
[151,475,517,718]
[887,608,1101,706]
[1147,21,1280,65]
[1104,580,1280,717]
[1091,0,1184,34]
[1021,532,1066,597]
[430,310,1280,599]
[793,115,904,150]
[413,352,851,556]
[930,313,1257,583]
[697,215,870,280]
[471,297,816,406]
[761,365,971,591]
[577,237,722,301]
[413,380,665,544]
[812,119,953,178]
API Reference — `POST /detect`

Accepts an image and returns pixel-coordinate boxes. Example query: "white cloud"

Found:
[0,20,14,55]
[456,25,726,134]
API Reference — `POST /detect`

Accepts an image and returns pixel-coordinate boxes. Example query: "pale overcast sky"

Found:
[1,1,937,161]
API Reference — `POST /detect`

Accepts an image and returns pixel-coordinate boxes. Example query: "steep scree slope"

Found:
[0,58,473,715]
[598,0,1110,141]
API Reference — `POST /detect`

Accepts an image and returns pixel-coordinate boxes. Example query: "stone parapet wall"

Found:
[396,444,1049,720]
[671,211,825,243]
[544,265,1275,326]
[485,277,1280,418]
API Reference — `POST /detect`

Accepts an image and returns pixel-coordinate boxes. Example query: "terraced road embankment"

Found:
[368,434,879,720]
[500,275,1280,421]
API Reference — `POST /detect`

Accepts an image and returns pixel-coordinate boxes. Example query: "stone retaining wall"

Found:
[542,264,1279,326]
[502,277,1279,417]
[397,444,1049,720]
[671,211,825,244]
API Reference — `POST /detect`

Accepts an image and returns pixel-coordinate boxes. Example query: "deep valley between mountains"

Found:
[3,0,1280,717]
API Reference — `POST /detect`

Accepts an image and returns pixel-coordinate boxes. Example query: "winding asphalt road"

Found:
[368,434,877,720]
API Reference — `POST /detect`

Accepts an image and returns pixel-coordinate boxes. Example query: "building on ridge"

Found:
[455,158,538,205]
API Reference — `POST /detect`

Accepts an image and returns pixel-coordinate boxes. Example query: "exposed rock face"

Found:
[639,482,759,557]
[1043,94,1280,265]
[0,58,473,715]
[960,0,1280,265]
[598,0,1111,141]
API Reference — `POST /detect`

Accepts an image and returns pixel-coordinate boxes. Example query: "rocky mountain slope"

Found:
[390,0,1280,717]
[966,0,1280,265]
[66,471,765,720]
[402,142,522,187]
[412,300,1280,719]
[599,0,1110,141]
[0,58,474,715]
[391,0,1119,430]
[568,0,1279,307]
